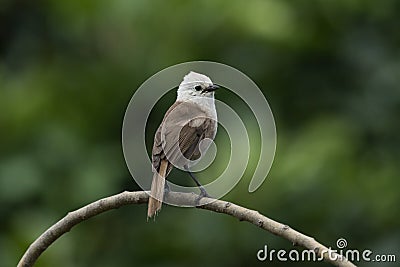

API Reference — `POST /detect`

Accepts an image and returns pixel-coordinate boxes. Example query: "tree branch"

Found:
[18,191,356,267]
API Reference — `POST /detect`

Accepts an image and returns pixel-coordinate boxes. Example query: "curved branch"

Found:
[18,191,356,267]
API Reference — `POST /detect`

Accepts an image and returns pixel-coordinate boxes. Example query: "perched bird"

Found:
[147,71,219,218]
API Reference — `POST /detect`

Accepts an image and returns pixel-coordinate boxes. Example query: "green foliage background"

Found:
[1,0,399,266]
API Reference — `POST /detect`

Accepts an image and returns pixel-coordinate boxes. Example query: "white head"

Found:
[177,71,219,102]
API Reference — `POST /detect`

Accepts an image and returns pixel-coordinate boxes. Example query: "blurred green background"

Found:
[1,0,399,266]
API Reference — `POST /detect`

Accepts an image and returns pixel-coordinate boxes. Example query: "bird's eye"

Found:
[194,85,202,91]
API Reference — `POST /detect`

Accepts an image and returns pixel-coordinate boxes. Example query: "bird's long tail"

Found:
[147,160,167,219]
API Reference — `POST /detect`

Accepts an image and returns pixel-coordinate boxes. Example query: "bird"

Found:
[147,71,219,218]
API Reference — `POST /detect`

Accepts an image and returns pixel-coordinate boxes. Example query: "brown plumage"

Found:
[147,101,217,218]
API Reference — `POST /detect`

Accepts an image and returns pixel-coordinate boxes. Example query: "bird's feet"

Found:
[195,186,211,206]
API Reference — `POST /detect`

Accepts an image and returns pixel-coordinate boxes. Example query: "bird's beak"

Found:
[205,84,219,92]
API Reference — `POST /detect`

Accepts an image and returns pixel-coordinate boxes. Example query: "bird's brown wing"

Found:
[152,101,216,176]
[189,118,216,161]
